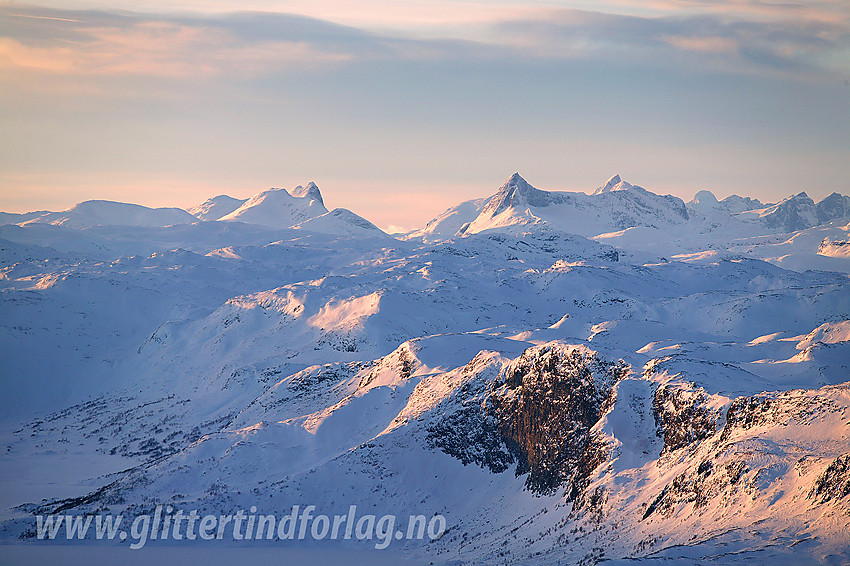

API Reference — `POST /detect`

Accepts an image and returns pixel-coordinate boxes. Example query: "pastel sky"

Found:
[1,0,849,231]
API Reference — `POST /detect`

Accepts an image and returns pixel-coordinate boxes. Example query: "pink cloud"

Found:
[0,20,351,78]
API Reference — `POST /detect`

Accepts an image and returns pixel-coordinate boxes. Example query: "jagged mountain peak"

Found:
[593,174,637,195]
[479,173,564,218]
[505,172,528,186]
[454,173,689,238]
[816,192,850,224]
[290,182,325,207]
[749,191,817,232]
[218,184,329,229]
[788,191,812,201]
[495,172,536,199]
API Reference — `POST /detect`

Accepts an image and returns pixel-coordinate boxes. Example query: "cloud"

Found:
[2,2,846,82]
[491,8,850,77]
[660,34,738,53]
[0,9,353,78]
[617,0,850,26]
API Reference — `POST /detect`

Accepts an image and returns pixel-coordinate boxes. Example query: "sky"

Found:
[1,0,849,231]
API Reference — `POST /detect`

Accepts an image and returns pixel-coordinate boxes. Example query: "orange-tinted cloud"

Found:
[0,20,351,78]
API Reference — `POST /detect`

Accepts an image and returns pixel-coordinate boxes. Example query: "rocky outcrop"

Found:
[809,453,850,504]
[652,382,721,454]
[428,344,629,497]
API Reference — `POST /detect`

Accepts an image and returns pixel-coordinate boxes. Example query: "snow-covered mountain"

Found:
[219,183,328,228]
[457,173,690,237]
[1,173,849,565]
[187,195,247,221]
[686,189,765,215]
[412,173,689,241]
[734,191,850,233]
[817,192,850,224]
[405,196,488,241]
[414,174,850,254]
[0,210,51,225]
[14,200,198,229]
[292,207,387,237]
[1,183,380,240]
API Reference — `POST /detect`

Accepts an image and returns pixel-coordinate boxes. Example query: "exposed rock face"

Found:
[761,192,817,232]
[809,453,850,504]
[642,385,848,526]
[479,173,570,218]
[816,192,850,224]
[491,346,628,496]
[652,382,721,453]
[641,457,749,520]
[429,344,629,497]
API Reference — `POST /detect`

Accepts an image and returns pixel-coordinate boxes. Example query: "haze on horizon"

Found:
[1,0,849,231]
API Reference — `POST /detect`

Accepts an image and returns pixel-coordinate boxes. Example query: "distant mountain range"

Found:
[2,182,383,237]
[1,173,849,565]
[4,175,848,240]
[412,173,850,240]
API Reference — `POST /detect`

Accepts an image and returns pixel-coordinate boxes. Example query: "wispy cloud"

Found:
[0,9,354,78]
[611,0,850,25]
[487,8,850,78]
[3,3,847,81]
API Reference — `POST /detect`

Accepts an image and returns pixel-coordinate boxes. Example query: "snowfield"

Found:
[1,174,849,564]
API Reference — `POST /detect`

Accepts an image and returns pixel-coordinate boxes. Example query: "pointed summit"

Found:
[506,172,527,186]
[479,173,559,218]
[604,174,621,190]
[291,182,325,207]
[497,173,534,198]
[593,174,634,195]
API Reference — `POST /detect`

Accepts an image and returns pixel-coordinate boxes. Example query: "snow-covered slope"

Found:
[187,195,247,221]
[1,173,849,565]
[403,196,488,241]
[293,208,388,237]
[213,183,391,237]
[19,200,197,228]
[0,211,51,226]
